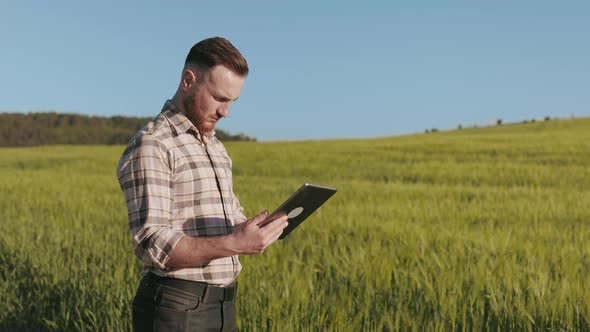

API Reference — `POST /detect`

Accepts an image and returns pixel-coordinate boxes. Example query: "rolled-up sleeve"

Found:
[117,135,184,269]
[226,157,247,225]
[232,191,247,225]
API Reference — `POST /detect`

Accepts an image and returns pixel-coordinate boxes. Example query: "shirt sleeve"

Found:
[231,191,247,225]
[117,134,184,269]
[225,151,247,225]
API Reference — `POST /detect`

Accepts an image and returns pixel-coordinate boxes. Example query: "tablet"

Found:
[262,183,337,239]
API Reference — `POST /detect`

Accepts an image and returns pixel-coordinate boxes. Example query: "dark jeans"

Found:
[132,273,238,332]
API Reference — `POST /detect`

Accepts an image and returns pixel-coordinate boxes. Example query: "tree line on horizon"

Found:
[0,112,256,147]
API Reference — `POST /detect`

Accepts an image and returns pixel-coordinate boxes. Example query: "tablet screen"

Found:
[262,183,337,239]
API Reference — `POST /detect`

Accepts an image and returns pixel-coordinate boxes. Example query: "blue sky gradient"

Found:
[1,1,588,141]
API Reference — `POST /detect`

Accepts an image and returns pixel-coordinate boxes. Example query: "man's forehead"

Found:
[207,65,243,81]
[206,65,244,99]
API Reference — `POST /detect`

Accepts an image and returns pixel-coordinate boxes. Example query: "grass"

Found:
[1,117,589,331]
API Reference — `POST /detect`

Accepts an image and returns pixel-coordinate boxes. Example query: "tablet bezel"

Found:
[261,183,337,239]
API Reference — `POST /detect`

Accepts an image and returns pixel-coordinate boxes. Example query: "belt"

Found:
[146,273,237,302]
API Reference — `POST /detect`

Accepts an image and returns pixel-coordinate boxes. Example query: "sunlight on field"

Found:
[1,117,589,331]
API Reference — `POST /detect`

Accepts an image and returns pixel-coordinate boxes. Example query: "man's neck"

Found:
[170,92,185,114]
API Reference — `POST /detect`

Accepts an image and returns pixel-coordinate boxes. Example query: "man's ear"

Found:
[181,69,197,92]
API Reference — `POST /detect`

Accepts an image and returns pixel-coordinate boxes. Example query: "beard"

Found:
[182,94,196,122]
[181,92,218,134]
[182,94,205,132]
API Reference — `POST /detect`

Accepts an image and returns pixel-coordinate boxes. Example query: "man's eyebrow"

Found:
[215,96,240,101]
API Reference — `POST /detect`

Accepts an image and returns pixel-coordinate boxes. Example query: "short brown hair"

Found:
[185,37,249,76]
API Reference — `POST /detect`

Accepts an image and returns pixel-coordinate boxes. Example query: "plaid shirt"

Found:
[117,100,247,286]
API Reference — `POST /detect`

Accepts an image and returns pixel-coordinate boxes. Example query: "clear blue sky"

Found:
[1,1,588,141]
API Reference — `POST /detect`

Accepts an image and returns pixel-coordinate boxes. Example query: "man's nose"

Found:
[218,104,230,118]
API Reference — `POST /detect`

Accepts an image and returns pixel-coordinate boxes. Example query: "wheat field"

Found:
[1,117,589,331]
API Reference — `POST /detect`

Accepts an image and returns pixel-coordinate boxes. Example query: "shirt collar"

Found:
[160,100,216,141]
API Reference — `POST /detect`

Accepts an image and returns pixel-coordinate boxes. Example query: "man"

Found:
[117,37,289,331]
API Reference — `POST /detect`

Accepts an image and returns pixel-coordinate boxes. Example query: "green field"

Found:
[1,117,589,331]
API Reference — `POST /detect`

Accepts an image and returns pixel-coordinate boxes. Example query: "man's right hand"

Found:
[166,210,288,268]
[231,210,289,254]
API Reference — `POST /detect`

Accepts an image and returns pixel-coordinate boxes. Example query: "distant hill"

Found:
[0,112,256,147]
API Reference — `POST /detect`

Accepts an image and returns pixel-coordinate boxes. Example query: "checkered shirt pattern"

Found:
[117,100,247,286]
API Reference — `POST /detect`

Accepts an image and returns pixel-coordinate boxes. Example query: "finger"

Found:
[272,215,289,227]
[260,211,286,226]
[249,210,269,226]
[269,211,287,220]
[264,220,289,240]
[266,224,287,244]
[260,214,288,230]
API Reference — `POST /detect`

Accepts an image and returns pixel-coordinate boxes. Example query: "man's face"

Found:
[183,65,245,133]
